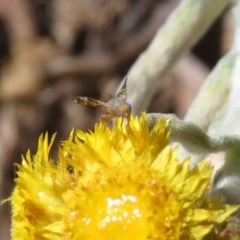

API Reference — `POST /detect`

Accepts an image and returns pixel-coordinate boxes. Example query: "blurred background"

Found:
[0,0,234,239]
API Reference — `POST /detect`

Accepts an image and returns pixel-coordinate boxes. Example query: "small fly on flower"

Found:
[73,78,131,122]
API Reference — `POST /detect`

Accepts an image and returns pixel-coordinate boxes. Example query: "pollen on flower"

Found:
[10,113,239,240]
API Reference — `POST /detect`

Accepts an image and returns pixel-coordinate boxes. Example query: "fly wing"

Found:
[73,96,108,107]
[116,77,127,101]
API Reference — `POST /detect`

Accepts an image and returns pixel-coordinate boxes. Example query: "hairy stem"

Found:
[124,0,231,114]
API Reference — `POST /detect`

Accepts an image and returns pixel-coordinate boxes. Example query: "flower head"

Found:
[11,113,238,239]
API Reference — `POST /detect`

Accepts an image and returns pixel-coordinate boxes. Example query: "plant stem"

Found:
[125,0,231,114]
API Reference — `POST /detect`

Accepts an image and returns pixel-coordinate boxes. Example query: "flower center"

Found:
[82,193,151,240]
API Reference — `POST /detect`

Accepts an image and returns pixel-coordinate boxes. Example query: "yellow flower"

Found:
[11,113,238,240]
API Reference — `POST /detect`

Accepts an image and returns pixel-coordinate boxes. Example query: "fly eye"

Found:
[126,102,131,111]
